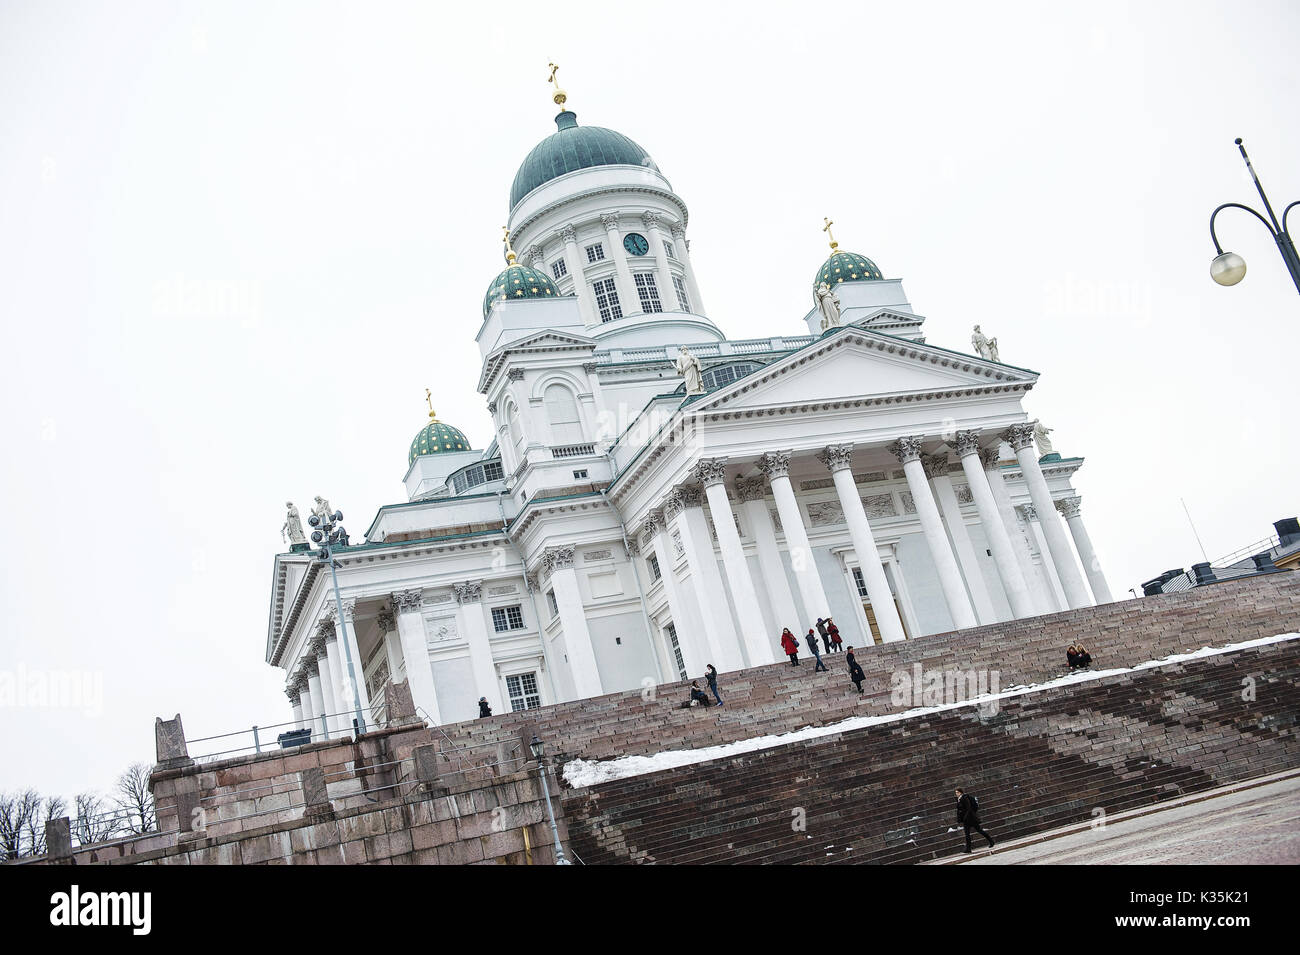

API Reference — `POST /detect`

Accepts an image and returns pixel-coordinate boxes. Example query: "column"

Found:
[1002,424,1092,608]
[696,459,776,666]
[1022,504,1069,610]
[1056,496,1114,603]
[981,446,1056,614]
[888,437,978,630]
[542,547,604,697]
[671,225,706,316]
[642,510,707,677]
[819,444,907,643]
[756,451,830,631]
[735,477,802,638]
[392,590,441,724]
[312,629,342,737]
[303,661,329,741]
[666,487,743,671]
[925,452,1000,624]
[287,686,304,731]
[453,581,506,714]
[600,212,639,314]
[642,211,679,312]
[557,224,598,327]
[334,601,373,731]
[376,609,404,687]
[294,674,315,735]
[954,433,1035,618]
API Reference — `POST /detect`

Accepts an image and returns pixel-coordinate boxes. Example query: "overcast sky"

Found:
[2,0,1296,802]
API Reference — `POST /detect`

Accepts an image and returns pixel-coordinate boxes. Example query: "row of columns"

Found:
[287,601,372,740]
[635,427,1110,675]
[527,212,706,326]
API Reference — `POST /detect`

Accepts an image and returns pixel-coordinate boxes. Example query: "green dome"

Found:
[813,250,884,292]
[510,111,659,210]
[483,262,559,318]
[408,420,472,466]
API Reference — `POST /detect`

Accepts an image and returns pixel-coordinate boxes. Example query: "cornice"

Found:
[510,182,690,246]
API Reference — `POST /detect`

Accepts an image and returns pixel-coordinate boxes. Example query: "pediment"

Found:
[492,330,595,355]
[695,328,1036,412]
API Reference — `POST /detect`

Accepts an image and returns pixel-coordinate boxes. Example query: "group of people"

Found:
[775,617,865,693]
[1066,644,1093,670]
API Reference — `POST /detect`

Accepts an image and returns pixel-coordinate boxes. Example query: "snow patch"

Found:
[561,632,1299,789]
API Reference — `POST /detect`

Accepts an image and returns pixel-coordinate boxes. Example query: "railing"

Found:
[550,443,596,459]
[1212,534,1280,568]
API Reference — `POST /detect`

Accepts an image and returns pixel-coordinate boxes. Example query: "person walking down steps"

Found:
[816,618,832,654]
[846,646,866,694]
[780,628,801,666]
[955,788,995,853]
[705,664,723,706]
[806,628,829,672]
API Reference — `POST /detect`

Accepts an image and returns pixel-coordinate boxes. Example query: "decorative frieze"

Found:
[953,429,982,458]
[955,484,975,505]
[900,490,917,514]
[1055,496,1082,519]
[487,584,518,596]
[769,508,783,534]
[887,436,923,465]
[756,450,792,481]
[507,368,526,382]
[1018,503,1040,522]
[817,443,855,473]
[1001,423,1036,452]
[863,493,897,518]
[734,477,767,503]
[583,549,613,562]
[425,616,459,647]
[694,457,729,488]
[807,500,844,527]
[671,530,685,558]
[453,581,483,604]
[542,545,576,576]
[921,452,950,480]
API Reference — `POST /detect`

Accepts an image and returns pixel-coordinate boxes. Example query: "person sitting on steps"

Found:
[684,680,714,708]
[1067,644,1093,669]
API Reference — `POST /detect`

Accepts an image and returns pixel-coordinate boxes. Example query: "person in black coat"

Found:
[478,697,492,718]
[688,681,713,707]
[846,646,866,694]
[955,788,995,852]
[704,664,723,706]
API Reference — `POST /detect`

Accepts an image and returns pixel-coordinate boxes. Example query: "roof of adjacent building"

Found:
[509,110,659,210]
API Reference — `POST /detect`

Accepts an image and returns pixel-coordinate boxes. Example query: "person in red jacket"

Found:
[827,618,843,652]
[780,628,800,666]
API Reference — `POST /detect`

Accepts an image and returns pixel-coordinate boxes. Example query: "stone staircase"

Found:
[431,573,1300,768]
[558,636,1300,864]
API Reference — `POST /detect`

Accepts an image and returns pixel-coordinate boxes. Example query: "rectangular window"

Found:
[664,623,687,680]
[585,243,605,263]
[551,258,567,279]
[506,672,542,712]
[633,272,663,313]
[663,240,675,259]
[546,590,559,618]
[852,567,869,599]
[491,605,525,632]
[672,275,691,312]
[648,553,662,581]
[484,460,504,482]
[573,469,588,480]
[592,277,623,322]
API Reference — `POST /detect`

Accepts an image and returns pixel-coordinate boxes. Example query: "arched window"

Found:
[543,383,584,445]
[506,402,523,455]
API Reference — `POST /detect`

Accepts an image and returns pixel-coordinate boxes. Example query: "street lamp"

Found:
[529,735,571,865]
[308,509,367,736]
[1209,138,1300,295]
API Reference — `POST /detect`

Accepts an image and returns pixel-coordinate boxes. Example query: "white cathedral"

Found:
[266,73,1113,735]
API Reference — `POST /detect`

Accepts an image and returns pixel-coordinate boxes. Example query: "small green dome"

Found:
[483,262,558,318]
[408,420,472,466]
[814,250,884,293]
[510,111,659,211]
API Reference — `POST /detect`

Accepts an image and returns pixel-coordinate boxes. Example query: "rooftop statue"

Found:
[282,502,306,546]
[971,324,1000,362]
[1033,421,1055,458]
[815,281,842,331]
[675,346,705,396]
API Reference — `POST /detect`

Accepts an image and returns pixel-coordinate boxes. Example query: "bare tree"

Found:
[73,792,122,847]
[0,792,21,860]
[0,789,48,857]
[114,764,156,835]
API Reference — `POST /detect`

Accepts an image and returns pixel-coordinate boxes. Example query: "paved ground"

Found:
[960,775,1300,865]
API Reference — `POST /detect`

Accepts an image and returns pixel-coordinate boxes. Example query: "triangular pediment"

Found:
[695,328,1037,412]
[491,329,595,355]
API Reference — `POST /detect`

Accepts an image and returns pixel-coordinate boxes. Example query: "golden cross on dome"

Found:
[547,62,567,109]
[425,388,438,421]
[823,217,839,252]
[502,225,518,265]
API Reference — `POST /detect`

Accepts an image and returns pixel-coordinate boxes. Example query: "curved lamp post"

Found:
[1209,138,1300,295]
[308,509,367,736]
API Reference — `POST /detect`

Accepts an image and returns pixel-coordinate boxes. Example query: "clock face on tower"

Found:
[623,232,650,256]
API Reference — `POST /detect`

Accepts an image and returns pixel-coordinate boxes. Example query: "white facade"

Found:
[265,103,1112,732]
